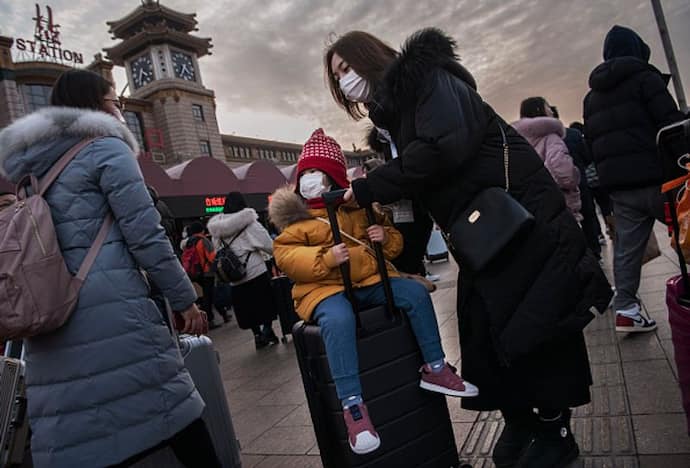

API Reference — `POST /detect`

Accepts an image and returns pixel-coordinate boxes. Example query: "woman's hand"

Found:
[331,243,350,265]
[344,188,354,202]
[179,303,208,335]
[367,225,387,243]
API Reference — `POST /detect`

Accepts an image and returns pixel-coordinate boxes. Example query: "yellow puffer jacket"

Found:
[268,187,402,321]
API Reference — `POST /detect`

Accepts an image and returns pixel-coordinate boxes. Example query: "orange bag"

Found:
[662,167,690,259]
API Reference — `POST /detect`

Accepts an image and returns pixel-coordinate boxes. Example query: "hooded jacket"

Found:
[268,187,401,320]
[512,116,582,219]
[206,207,274,285]
[583,25,684,190]
[0,107,203,467]
[351,28,612,411]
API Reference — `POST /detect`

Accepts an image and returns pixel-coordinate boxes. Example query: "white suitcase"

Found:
[425,228,449,263]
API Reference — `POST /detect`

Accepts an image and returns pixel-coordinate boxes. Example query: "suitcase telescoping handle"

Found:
[322,189,395,322]
[659,119,690,305]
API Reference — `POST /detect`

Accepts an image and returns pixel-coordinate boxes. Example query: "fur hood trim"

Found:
[0,106,139,176]
[207,208,257,240]
[268,186,313,230]
[511,117,566,140]
[385,28,477,106]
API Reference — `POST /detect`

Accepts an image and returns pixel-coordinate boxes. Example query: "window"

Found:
[123,111,146,151]
[200,140,211,156]
[192,104,204,121]
[21,84,52,112]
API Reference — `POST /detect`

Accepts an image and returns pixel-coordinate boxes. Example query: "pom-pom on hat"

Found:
[297,128,349,189]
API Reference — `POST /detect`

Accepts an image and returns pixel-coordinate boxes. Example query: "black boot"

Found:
[516,409,579,468]
[254,333,269,350]
[492,408,536,468]
[262,325,279,345]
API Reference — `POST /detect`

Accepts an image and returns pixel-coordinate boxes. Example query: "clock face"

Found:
[131,53,154,89]
[171,50,196,82]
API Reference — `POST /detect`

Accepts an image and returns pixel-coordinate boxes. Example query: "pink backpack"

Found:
[0,138,113,340]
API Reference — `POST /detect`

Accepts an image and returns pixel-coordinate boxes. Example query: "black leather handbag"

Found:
[447,125,534,271]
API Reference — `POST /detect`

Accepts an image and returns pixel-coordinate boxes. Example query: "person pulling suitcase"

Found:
[269,129,478,456]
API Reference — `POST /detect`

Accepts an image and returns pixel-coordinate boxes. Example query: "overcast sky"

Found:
[1,0,689,149]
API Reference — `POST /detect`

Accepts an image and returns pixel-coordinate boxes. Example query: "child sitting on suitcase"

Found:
[269,129,478,455]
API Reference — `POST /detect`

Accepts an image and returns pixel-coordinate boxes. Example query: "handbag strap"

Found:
[498,124,510,192]
[315,217,398,272]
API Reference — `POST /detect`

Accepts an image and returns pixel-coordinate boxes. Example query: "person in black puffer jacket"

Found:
[326,28,613,468]
[584,25,685,333]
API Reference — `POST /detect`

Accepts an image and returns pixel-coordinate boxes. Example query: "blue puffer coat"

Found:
[0,107,204,467]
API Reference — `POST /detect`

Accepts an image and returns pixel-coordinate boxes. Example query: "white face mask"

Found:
[339,69,371,103]
[299,171,331,200]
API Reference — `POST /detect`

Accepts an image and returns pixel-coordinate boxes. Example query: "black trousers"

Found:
[197,276,216,322]
[112,418,221,467]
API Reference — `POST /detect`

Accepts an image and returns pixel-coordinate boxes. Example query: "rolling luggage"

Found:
[0,342,30,468]
[134,309,242,467]
[271,275,300,343]
[426,227,449,263]
[660,118,690,434]
[292,189,459,468]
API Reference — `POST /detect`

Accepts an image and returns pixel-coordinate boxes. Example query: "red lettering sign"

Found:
[204,197,226,207]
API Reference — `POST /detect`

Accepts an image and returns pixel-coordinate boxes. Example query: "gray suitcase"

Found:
[133,333,242,467]
[0,342,30,468]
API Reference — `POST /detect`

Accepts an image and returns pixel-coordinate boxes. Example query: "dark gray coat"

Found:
[0,107,204,467]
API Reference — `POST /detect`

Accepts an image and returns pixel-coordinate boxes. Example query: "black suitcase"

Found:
[292,190,459,468]
[271,275,300,343]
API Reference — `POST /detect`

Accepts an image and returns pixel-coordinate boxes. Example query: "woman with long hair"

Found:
[0,69,219,467]
[325,29,611,468]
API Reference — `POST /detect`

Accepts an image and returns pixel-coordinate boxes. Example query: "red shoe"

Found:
[343,403,381,455]
[419,363,479,397]
[615,312,657,333]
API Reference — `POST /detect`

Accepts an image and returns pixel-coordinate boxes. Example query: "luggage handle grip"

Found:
[323,189,396,323]
[324,189,362,329]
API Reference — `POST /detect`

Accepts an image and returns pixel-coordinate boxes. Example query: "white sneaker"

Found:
[615,304,657,333]
[425,273,441,282]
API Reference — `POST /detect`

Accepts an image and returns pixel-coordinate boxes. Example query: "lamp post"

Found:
[651,0,688,112]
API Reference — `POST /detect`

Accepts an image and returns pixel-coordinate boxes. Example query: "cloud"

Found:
[2,0,689,147]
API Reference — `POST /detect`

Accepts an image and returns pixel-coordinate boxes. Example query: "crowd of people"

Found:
[0,20,686,468]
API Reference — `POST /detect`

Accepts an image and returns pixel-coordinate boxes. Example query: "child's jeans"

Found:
[312,277,445,400]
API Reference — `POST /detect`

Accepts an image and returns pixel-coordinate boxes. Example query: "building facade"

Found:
[0,0,372,177]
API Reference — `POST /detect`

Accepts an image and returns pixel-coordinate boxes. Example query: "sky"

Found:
[1,0,689,149]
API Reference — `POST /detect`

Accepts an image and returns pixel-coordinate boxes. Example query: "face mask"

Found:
[299,171,330,200]
[339,69,371,103]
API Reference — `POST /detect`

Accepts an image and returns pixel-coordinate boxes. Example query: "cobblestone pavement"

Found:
[207,222,690,467]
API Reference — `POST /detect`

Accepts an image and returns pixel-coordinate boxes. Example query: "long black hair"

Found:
[50,69,113,110]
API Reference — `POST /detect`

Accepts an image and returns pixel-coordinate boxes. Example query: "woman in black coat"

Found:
[326,28,612,468]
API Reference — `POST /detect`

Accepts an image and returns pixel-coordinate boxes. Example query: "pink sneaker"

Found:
[419,363,479,397]
[343,403,381,455]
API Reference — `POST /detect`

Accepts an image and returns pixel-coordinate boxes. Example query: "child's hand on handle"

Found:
[331,243,350,265]
[367,225,387,243]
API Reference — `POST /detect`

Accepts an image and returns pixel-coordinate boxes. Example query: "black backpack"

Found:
[214,227,251,283]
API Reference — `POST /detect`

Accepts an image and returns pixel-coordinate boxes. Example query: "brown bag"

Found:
[642,231,661,265]
[0,139,113,340]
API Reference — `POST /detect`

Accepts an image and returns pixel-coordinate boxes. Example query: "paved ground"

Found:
[207,222,690,467]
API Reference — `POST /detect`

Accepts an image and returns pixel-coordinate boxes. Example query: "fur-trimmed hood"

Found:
[0,106,139,181]
[207,207,258,239]
[379,28,477,108]
[511,117,566,141]
[268,186,313,230]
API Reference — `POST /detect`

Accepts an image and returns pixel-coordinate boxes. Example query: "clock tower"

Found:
[104,0,223,164]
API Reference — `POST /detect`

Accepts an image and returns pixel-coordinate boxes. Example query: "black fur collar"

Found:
[385,28,476,104]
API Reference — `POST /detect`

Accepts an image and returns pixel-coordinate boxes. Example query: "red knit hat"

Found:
[297,128,349,189]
